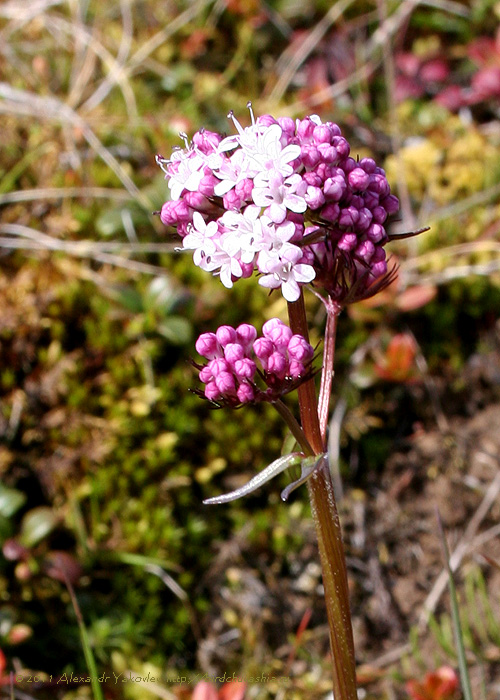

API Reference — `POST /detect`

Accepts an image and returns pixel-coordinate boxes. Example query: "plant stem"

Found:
[318,297,342,444]
[273,399,314,456]
[288,292,357,700]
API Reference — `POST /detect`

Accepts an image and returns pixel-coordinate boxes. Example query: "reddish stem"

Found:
[287,292,357,700]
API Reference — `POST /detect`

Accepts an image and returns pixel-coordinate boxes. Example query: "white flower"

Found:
[182,212,219,270]
[167,148,205,200]
[213,149,250,196]
[252,171,307,223]
[220,206,264,263]
[258,245,316,302]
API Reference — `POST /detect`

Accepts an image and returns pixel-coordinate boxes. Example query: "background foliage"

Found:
[1,1,500,698]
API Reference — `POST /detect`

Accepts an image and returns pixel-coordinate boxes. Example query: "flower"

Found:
[158,106,400,305]
[194,320,314,406]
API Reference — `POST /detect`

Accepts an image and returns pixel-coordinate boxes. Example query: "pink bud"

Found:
[199,366,213,383]
[253,337,275,369]
[320,203,340,223]
[237,382,255,403]
[205,381,221,401]
[195,332,220,359]
[224,342,245,367]
[317,143,338,164]
[236,323,257,350]
[332,136,350,159]
[262,319,293,349]
[338,233,358,251]
[348,167,370,191]
[288,360,305,378]
[160,200,192,226]
[215,371,236,394]
[305,186,325,210]
[366,223,386,243]
[381,194,399,215]
[216,325,237,347]
[267,351,287,379]
[192,129,222,154]
[287,335,314,362]
[234,358,256,380]
[359,157,376,173]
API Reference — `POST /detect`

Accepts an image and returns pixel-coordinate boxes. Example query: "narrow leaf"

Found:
[436,509,473,700]
[281,454,326,501]
[203,452,304,505]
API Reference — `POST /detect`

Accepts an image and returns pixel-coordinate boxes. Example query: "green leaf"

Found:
[19,507,58,547]
[0,484,26,518]
[157,317,192,345]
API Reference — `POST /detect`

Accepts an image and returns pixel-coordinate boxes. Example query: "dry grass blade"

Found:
[0,82,147,206]
[0,223,172,275]
[418,465,500,630]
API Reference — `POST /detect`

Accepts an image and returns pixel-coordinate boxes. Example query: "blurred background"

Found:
[1,1,500,698]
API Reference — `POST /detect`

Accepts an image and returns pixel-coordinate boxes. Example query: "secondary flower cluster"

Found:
[157,106,399,304]
[194,319,314,406]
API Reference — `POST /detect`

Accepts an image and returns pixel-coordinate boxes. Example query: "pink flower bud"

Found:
[332,136,350,159]
[215,371,236,394]
[277,117,296,141]
[160,200,192,226]
[366,223,386,243]
[348,167,370,191]
[296,117,316,143]
[234,358,256,380]
[339,206,359,228]
[357,207,373,232]
[318,144,339,164]
[205,381,221,401]
[257,114,278,127]
[356,240,375,263]
[199,366,213,383]
[313,124,333,144]
[338,233,358,251]
[381,194,399,215]
[287,335,314,362]
[208,357,230,375]
[236,323,257,350]
[183,191,209,210]
[372,206,388,224]
[195,332,220,359]
[262,319,293,349]
[320,203,340,223]
[192,129,222,154]
[305,186,325,210]
[288,360,305,378]
[224,342,245,367]
[323,176,346,202]
[253,337,274,369]
[301,144,321,168]
[237,382,255,403]
[267,351,287,379]
[216,325,237,347]
[359,157,376,173]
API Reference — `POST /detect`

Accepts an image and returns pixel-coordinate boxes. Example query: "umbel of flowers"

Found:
[157,104,399,305]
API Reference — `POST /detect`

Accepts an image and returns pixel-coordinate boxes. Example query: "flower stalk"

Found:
[288,292,357,700]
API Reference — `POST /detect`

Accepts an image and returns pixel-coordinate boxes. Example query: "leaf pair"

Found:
[203,452,326,505]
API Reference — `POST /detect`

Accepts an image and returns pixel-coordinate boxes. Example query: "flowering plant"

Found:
[157,106,410,699]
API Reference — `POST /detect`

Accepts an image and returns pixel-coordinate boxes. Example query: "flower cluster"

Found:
[157,106,399,304]
[194,318,314,406]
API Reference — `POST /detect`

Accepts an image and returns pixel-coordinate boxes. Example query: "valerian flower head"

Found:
[193,320,314,408]
[157,105,403,305]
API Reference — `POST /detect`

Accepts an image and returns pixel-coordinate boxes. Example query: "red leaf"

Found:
[218,680,247,700]
[375,334,417,383]
[396,285,437,312]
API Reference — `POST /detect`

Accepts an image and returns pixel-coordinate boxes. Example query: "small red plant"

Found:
[406,666,459,700]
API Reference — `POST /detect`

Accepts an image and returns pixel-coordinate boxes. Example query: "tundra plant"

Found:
[157,105,403,700]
